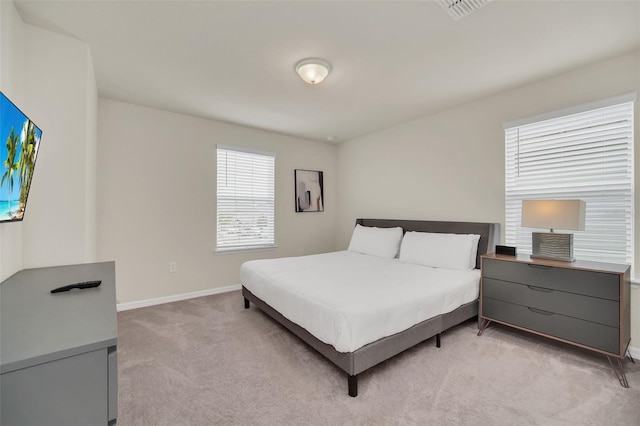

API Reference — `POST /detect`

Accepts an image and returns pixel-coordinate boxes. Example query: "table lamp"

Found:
[521,199,586,262]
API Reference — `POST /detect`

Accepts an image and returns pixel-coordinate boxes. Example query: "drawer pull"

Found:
[527,285,553,293]
[527,264,553,270]
[528,307,554,316]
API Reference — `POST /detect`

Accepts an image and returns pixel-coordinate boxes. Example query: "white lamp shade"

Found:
[521,200,586,231]
[295,59,331,84]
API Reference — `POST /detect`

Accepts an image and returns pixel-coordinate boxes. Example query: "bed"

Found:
[241,218,500,397]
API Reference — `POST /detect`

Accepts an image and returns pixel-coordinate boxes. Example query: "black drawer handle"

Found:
[528,307,554,316]
[527,285,553,293]
[527,264,553,270]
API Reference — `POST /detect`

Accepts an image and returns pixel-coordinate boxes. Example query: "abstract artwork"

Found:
[295,169,324,212]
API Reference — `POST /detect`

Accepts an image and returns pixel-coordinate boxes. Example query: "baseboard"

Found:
[117,284,242,312]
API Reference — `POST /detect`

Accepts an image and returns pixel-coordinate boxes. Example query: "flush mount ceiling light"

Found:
[295,58,331,85]
[436,0,494,21]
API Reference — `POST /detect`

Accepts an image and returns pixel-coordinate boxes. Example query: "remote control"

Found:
[51,280,102,293]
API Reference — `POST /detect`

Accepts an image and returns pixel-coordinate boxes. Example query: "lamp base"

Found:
[531,232,575,262]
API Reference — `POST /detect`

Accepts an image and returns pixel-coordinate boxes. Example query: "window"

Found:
[505,94,635,265]
[216,145,275,251]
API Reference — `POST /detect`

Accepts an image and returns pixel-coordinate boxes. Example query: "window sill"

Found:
[215,245,277,255]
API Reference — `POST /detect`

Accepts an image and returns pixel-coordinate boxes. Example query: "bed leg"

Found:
[436,333,441,348]
[348,375,358,397]
[244,297,250,309]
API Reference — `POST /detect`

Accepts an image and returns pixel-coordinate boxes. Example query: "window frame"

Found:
[504,93,636,267]
[215,144,276,253]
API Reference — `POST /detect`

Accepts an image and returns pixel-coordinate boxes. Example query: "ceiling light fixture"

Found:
[295,58,331,85]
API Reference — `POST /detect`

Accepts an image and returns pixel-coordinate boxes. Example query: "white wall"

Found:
[0,5,98,281]
[84,53,98,262]
[20,25,98,268]
[336,50,640,350]
[97,99,337,303]
[0,0,25,281]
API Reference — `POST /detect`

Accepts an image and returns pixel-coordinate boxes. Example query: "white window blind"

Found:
[216,146,275,251]
[505,98,634,266]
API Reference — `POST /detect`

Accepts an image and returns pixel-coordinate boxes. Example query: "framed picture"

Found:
[295,169,324,212]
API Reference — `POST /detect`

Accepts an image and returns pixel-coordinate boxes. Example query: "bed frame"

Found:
[242,218,500,397]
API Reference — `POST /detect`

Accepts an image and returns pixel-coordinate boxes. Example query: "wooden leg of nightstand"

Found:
[607,356,629,388]
[477,319,491,336]
[623,339,635,363]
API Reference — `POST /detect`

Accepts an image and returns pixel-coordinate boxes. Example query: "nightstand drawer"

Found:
[482,297,619,354]
[482,278,619,327]
[482,258,619,301]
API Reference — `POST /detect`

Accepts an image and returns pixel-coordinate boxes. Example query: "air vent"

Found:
[436,0,493,21]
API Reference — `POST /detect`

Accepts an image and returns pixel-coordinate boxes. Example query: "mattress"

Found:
[240,251,480,353]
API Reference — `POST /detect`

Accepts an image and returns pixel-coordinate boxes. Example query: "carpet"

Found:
[117,290,640,425]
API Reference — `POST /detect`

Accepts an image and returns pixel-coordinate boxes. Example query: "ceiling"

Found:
[14,0,640,143]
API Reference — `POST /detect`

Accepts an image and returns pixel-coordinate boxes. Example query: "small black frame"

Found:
[294,169,324,212]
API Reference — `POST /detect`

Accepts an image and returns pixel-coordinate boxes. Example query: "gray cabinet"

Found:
[479,253,631,386]
[1,262,118,425]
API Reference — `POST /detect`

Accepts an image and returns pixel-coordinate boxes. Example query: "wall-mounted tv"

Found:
[0,92,42,223]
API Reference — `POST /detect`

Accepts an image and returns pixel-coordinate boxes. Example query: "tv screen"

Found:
[0,92,42,223]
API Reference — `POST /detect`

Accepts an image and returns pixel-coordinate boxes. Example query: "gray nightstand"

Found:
[479,253,632,387]
[1,262,118,425]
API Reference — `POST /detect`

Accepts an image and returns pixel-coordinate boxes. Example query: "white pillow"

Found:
[399,232,481,270]
[347,224,404,259]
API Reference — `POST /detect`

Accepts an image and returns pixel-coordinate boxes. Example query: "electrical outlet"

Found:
[169,261,178,273]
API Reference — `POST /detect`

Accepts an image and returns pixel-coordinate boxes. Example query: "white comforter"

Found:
[240,251,480,353]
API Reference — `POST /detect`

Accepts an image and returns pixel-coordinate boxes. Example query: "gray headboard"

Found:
[355,218,500,269]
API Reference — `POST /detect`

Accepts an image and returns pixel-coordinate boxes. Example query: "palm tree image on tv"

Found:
[1,129,20,217]
[0,93,42,222]
[18,121,40,206]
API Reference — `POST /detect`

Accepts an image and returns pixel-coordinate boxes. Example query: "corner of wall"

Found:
[84,48,98,262]
[19,23,98,269]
